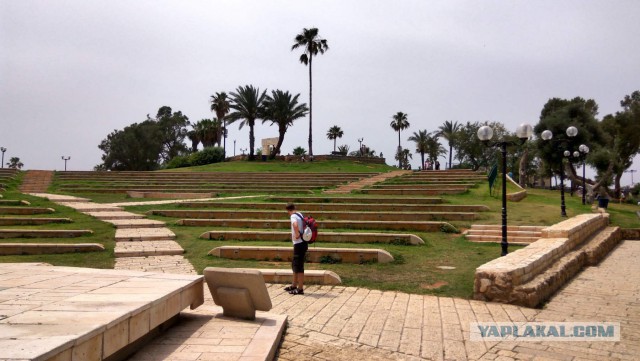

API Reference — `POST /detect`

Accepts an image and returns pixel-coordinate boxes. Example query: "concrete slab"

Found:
[115,227,176,241]
[0,263,203,361]
[105,218,167,228]
[114,240,184,257]
[114,256,197,274]
[85,211,145,220]
[57,202,122,212]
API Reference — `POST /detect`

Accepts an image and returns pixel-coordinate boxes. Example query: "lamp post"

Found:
[240,148,247,156]
[357,138,364,156]
[577,144,589,205]
[625,169,637,185]
[477,122,533,256]
[61,156,70,171]
[233,140,236,156]
[0,147,6,169]
[541,126,578,217]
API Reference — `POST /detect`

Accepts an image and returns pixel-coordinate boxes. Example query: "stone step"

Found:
[177,218,456,232]
[114,255,196,274]
[115,228,176,241]
[57,202,123,212]
[466,230,542,237]
[177,201,489,213]
[151,209,477,221]
[209,245,394,264]
[0,206,55,215]
[27,193,91,202]
[200,230,424,245]
[269,196,444,204]
[465,235,539,245]
[470,224,545,231]
[58,187,311,194]
[114,240,184,257]
[238,268,341,285]
[104,219,167,228]
[0,229,92,239]
[85,211,145,220]
[0,200,30,206]
[0,217,73,226]
[371,183,476,189]
[360,188,467,195]
[0,243,104,255]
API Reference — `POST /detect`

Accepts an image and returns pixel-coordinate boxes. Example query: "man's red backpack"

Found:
[295,212,318,243]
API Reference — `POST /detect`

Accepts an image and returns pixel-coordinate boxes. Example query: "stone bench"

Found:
[209,245,394,264]
[203,267,272,320]
[178,218,456,232]
[0,206,55,215]
[0,243,104,255]
[151,209,477,221]
[473,213,620,307]
[0,217,72,226]
[236,268,342,285]
[200,230,424,245]
[0,229,93,239]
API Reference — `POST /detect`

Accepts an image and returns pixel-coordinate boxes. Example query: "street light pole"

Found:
[357,138,364,156]
[578,144,589,205]
[0,147,6,169]
[541,126,578,217]
[61,156,70,171]
[477,122,532,256]
[625,169,637,185]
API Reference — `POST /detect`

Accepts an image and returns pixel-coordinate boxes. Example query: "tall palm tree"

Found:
[390,112,410,167]
[437,120,461,169]
[228,85,267,160]
[210,92,231,158]
[408,130,429,169]
[262,90,309,159]
[186,129,200,152]
[326,125,344,152]
[292,27,329,157]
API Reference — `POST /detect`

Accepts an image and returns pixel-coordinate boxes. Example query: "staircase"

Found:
[465,224,544,245]
[323,170,410,194]
[19,170,54,193]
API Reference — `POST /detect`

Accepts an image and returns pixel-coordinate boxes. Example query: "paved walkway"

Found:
[323,170,410,194]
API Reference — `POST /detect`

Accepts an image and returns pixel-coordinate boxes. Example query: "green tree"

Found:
[292,27,329,157]
[228,85,267,161]
[438,120,461,169]
[186,129,200,152]
[600,91,640,196]
[293,146,307,156]
[262,90,309,159]
[210,92,231,157]
[193,119,223,148]
[425,131,447,165]
[98,120,163,171]
[390,112,410,167]
[326,125,344,152]
[408,130,428,169]
[395,148,412,169]
[154,106,189,163]
[454,121,508,170]
[337,144,349,155]
[6,157,23,169]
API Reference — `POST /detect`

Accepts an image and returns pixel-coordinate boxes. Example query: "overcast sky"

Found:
[1,1,639,184]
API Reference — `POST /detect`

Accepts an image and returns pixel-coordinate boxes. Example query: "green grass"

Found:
[5,161,638,299]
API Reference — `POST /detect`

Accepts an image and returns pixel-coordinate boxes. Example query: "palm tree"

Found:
[292,27,329,157]
[326,125,344,152]
[186,129,200,152]
[437,120,461,169]
[194,119,222,148]
[210,92,231,158]
[426,131,447,166]
[228,85,267,160]
[390,112,410,167]
[408,130,429,169]
[262,90,309,159]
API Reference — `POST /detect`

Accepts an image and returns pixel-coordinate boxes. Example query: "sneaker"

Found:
[289,288,304,295]
[284,285,296,292]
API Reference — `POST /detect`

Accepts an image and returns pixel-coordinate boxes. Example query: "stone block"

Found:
[103,319,129,359]
[72,333,102,361]
[129,308,150,342]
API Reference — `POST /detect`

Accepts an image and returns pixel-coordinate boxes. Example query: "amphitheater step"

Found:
[177,218,455,232]
[209,245,394,264]
[465,224,544,245]
[0,229,92,239]
[114,240,184,257]
[465,235,539,245]
[114,255,197,274]
[115,228,176,241]
[18,170,54,193]
[0,200,30,206]
[0,217,72,226]
[269,196,444,204]
[324,170,410,194]
[0,243,104,255]
[104,218,167,228]
[177,201,489,213]
[0,206,55,215]
[200,230,424,245]
[85,211,145,220]
[58,202,123,212]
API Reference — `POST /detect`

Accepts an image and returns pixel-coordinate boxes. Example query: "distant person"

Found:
[285,203,307,295]
[425,160,431,170]
[435,161,440,170]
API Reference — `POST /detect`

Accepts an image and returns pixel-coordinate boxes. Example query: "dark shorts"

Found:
[292,241,308,273]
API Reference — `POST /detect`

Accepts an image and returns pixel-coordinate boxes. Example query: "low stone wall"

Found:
[227,154,387,164]
[474,213,615,307]
[507,190,527,202]
[621,228,640,240]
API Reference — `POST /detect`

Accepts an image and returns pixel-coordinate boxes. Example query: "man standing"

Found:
[285,203,307,295]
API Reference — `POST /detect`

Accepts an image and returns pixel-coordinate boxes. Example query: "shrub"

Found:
[293,146,307,156]
[189,147,224,166]
[165,155,191,169]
